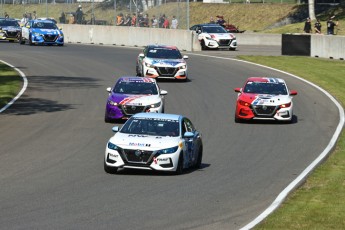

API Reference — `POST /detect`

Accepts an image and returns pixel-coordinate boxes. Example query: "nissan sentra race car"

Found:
[190,24,237,50]
[136,45,188,81]
[104,113,203,174]
[19,19,64,46]
[105,76,167,122]
[234,77,298,123]
[0,18,21,42]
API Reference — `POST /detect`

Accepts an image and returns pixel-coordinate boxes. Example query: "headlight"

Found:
[33,32,41,36]
[157,146,179,154]
[280,102,291,108]
[238,99,250,107]
[205,36,214,40]
[108,142,121,150]
[150,101,161,108]
[108,100,118,106]
[179,65,187,70]
[145,62,155,68]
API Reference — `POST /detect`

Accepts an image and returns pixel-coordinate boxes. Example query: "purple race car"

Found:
[105,76,168,123]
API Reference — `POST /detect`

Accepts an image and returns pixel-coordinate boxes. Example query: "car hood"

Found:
[145,58,186,67]
[208,33,234,39]
[109,93,161,105]
[1,26,21,31]
[110,133,180,150]
[239,93,292,105]
[32,28,62,35]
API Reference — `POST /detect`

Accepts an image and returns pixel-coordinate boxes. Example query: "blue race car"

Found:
[19,19,64,46]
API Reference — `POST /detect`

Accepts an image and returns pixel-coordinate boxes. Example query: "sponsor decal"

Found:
[119,95,145,105]
[128,142,151,147]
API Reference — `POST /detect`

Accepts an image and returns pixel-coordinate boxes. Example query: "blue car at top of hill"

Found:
[19,19,64,46]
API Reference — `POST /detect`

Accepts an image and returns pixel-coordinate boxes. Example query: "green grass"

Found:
[238,56,345,229]
[0,63,22,109]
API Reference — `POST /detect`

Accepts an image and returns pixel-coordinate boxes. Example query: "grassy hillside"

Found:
[2,2,344,35]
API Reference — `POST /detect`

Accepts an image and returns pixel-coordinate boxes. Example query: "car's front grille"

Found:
[156,67,178,77]
[218,39,231,46]
[121,105,146,115]
[6,31,19,38]
[43,34,58,42]
[252,105,278,117]
[123,149,154,164]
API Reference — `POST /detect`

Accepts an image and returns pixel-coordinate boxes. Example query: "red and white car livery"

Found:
[234,77,297,123]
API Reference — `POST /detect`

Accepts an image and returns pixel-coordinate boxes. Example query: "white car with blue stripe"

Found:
[136,45,188,81]
[19,19,64,46]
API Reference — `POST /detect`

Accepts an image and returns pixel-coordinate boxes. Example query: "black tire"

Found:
[200,40,206,50]
[19,34,25,45]
[229,48,236,51]
[195,148,203,169]
[174,152,184,175]
[104,160,118,174]
[104,115,111,123]
[29,36,33,46]
[234,116,242,123]
[136,65,141,76]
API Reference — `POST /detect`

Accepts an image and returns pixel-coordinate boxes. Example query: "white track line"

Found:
[187,53,345,230]
[0,60,28,113]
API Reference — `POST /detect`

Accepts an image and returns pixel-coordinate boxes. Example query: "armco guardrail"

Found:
[60,24,345,59]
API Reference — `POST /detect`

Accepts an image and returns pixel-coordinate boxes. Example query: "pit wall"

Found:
[59,24,345,60]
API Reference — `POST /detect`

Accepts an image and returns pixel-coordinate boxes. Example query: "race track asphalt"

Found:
[0,42,340,230]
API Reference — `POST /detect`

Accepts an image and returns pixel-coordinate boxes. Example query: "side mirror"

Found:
[234,87,242,93]
[197,29,201,34]
[183,132,194,138]
[160,90,168,95]
[139,53,145,58]
[112,126,119,132]
[59,27,63,30]
[106,87,112,93]
[26,25,30,28]
[289,90,298,96]
[183,55,188,59]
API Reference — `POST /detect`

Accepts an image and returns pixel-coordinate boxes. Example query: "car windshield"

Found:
[0,20,20,27]
[121,117,180,137]
[243,82,288,95]
[146,48,182,59]
[203,26,227,33]
[113,81,158,95]
[32,22,57,29]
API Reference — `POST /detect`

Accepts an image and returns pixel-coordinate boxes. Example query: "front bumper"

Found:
[204,38,237,50]
[143,66,187,80]
[104,147,180,172]
[105,103,163,120]
[0,31,20,41]
[31,34,64,45]
[236,104,293,121]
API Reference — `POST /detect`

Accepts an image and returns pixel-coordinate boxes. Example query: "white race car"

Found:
[104,113,203,174]
[136,45,188,81]
[190,24,237,50]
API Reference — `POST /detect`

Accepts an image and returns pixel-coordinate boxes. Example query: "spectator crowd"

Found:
[116,12,178,29]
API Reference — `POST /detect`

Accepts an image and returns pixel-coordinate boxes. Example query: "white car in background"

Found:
[136,45,189,81]
[190,24,237,50]
[104,113,203,175]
